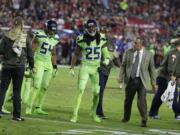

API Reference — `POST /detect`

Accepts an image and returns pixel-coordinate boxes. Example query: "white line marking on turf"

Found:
[27,117,180,135]
[149,129,180,135]
[43,129,141,135]
[27,117,125,131]
[43,129,93,134]
[62,129,93,134]
[27,117,141,135]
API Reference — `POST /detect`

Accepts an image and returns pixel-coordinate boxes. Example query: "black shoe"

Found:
[149,115,160,120]
[141,120,147,127]
[121,119,129,123]
[12,117,25,121]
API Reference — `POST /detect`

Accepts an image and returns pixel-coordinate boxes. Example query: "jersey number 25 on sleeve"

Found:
[40,42,52,54]
[86,47,100,60]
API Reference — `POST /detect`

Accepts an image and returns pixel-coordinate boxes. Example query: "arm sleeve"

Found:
[70,45,81,68]
[160,51,175,77]
[51,46,57,65]
[167,53,176,76]
[26,34,34,69]
[119,50,127,82]
[0,36,6,54]
[157,52,169,75]
[148,53,157,86]
[102,46,110,59]
[76,35,83,49]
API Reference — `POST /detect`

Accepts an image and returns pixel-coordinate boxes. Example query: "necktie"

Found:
[131,51,140,79]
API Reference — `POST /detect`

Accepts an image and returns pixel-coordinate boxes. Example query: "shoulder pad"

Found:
[53,34,59,41]
[53,38,59,43]
[100,33,107,41]
[33,30,43,35]
[34,30,47,38]
[76,35,84,43]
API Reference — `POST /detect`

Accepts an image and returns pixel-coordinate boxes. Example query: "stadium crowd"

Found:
[0,0,179,64]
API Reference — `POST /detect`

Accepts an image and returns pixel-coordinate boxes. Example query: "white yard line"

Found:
[58,65,78,68]
[27,117,180,135]
[27,117,124,131]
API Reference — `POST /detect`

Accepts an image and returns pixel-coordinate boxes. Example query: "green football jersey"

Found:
[34,30,59,63]
[77,33,107,66]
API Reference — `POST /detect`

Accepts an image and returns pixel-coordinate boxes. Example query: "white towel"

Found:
[12,32,27,57]
[161,80,176,109]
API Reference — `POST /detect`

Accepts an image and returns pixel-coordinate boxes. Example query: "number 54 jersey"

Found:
[77,33,107,67]
[33,30,59,65]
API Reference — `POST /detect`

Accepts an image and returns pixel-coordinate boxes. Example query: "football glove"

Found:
[52,65,58,78]
[102,59,110,66]
[24,69,32,78]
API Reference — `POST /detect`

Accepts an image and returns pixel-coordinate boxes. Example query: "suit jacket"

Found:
[119,48,157,90]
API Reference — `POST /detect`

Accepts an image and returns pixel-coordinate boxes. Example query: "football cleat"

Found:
[70,115,78,123]
[33,108,48,115]
[25,107,32,115]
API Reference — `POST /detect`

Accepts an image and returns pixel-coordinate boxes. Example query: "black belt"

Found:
[130,77,140,80]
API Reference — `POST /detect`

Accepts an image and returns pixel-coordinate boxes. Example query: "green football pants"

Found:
[27,60,53,110]
[72,65,100,116]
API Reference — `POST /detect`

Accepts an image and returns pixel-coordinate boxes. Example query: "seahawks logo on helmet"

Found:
[45,20,57,35]
[84,19,98,36]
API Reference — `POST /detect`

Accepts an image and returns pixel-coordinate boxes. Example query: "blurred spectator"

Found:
[119,0,129,12]
[163,42,171,55]
[154,46,164,68]
[0,0,179,64]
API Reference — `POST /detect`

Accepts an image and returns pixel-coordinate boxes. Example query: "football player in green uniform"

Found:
[26,20,59,115]
[70,19,110,123]
[21,66,33,104]
[1,81,12,114]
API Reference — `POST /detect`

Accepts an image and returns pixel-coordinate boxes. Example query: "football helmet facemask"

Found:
[45,20,57,36]
[85,19,98,36]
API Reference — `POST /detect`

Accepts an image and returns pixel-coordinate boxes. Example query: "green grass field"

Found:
[0,67,180,135]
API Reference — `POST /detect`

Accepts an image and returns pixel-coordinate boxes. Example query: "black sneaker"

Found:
[12,117,25,121]
[149,115,160,120]
[121,118,129,123]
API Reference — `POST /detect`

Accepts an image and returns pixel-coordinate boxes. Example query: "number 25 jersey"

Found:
[77,33,107,66]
